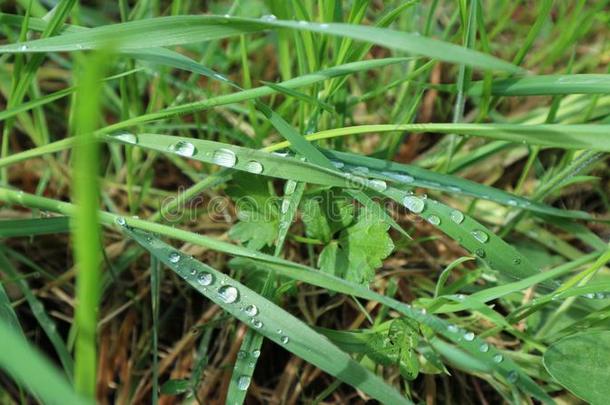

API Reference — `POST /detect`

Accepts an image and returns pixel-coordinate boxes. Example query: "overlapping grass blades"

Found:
[120,225,411,405]
[0,186,553,402]
[0,15,520,72]
[108,133,543,281]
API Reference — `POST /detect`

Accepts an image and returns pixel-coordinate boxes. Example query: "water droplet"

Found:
[19,44,28,51]
[479,343,489,352]
[298,20,309,25]
[276,329,283,334]
[281,198,290,213]
[280,335,289,344]
[595,292,606,299]
[427,215,441,225]
[197,272,213,286]
[251,318,263,328]
[245,160,264,174]
[395,173,415,183]
[319,23,329,29]
[169,141,197,157]
[584,293,596,299]
[507,199,518,207]
[237,350,247,360]
[189,268,197,276]
[218,285,239,304]
[284,180,297,195]
[331,160,344,169]
[168,252,181,264]
[512,257,521,265]
[475,248,486,258]
[369,179,387,191]
[464,332,475,341]
[115,217,127,226]
[213,148,237,167]
[403,196,425,213]
[244,304,258,317]
[261,14,277,22]
[448,324,459,333]
[237,375,251,391]
[76,44,84,50]
[114,132,137,144]
[252,350,261,358]
[448,186,461,192]
[352,166,369,175]
[471,230,489,243]
[507,371,519,383]
[450,210,464,224]
[493,354,503,363]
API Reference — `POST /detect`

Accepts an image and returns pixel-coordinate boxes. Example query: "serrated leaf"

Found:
[338,211,394,284]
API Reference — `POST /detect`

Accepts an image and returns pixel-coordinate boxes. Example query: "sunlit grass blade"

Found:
[0,319,91,405]
[0,15,521,72]
[121,225,411,405]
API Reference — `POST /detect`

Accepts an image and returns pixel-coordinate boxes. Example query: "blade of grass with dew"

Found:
[0,187,552,401]
[227,178,306,404]
[107,134,545,282]
[0,319,92,405]
[71,50,109,397]
[322,149,593,220]
[0,58,411,169]
[0,217,71,237]
[0,15,522,73]
[120,225,411,405]
[0,250,74,378]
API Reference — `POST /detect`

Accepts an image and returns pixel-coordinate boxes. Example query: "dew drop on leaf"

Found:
[213,148,237,167]
[218,285,239,304]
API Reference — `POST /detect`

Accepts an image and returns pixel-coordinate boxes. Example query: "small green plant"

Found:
[0,1,608,404]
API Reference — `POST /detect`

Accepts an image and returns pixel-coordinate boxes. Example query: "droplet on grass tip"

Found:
[114,132,137,144]
[493,354,504,363]
[427,215,441,225]
[464,332,475,341]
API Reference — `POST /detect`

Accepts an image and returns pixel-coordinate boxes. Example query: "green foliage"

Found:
[543,331,610,405]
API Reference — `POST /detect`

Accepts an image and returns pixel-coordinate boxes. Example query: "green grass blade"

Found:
[0,217,71,237]
[0,251,74,378]
[0,319,91,405]
[121,225,411,405]
[467,74,610,96]
[267,123,610,152]
[0,15,521,73]
[71,51,108,397]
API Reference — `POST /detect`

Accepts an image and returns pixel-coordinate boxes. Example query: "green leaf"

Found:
[338,211,394,284]
[302,197,332,243]
[319,241,349,278]
[160,379,191,395]
[543,331,610,405]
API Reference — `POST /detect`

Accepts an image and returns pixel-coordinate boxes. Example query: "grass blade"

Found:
[0,15,521,73]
